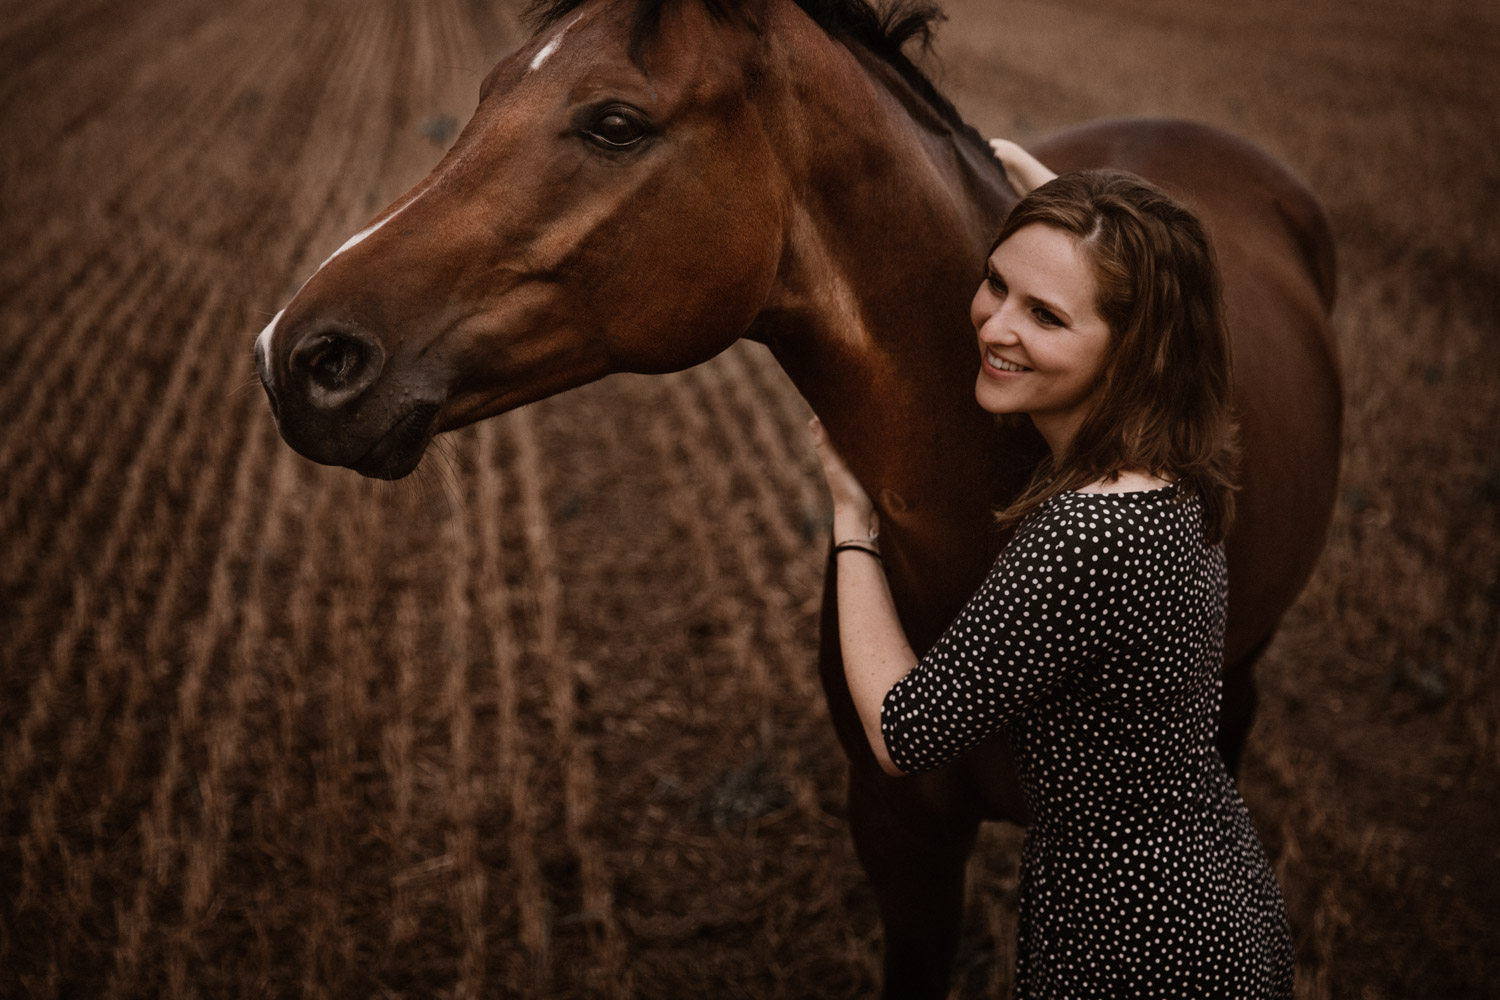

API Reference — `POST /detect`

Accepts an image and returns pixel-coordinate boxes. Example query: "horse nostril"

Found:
[286,325,385,408]
[297,334,366,391]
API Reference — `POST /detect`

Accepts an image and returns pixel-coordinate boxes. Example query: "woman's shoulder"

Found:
[1022,481,1202,547]
[1007,486,1215,601]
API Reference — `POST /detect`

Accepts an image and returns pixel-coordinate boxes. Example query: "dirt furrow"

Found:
[472,418,552,994]
[160,454,276,993]
[73,432,289,997]
[643,358,846,867]
[645,366,784,753]
[382,588,432,955]
[134,420,278,696]
[2,283,212,661]
[0,217,106,332]
[93,411,275,996]
[701,347,825,685]
[2,281,231,851]
[2,276,229,773]
[274,477,377,998]
[0,252,164,557]
[0,274,198,808]
[434,436,491,999]
[207,12,369,272]
[510,404,630,996]
[169,405,275,740]
[639,380,732,593]
[683,355,825,706]
[149,441,298,985]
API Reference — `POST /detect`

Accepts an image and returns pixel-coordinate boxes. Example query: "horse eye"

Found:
[586,111,646,149]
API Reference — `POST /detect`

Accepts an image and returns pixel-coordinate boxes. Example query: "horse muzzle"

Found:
[257,318,443,480]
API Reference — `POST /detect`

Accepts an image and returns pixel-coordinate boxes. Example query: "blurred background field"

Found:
[1,0,1496,997]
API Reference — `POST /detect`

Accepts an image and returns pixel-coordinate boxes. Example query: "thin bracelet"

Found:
[833,541,883,563]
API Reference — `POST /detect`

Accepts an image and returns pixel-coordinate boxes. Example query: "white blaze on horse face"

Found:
[530,33,565,72]
[527,11,589,74]
[257,308,285,360]
[258,190,426,357]
[315,197,411,274]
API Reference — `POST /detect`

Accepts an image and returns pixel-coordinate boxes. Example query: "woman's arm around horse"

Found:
[810,412,1132,778]
[809,416,912,776]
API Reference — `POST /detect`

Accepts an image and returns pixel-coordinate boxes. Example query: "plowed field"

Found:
[2,1,1497,997]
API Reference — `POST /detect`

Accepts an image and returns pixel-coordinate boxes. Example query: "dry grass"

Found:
[2,0,1497,997]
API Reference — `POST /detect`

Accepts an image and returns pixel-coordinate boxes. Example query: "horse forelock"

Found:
[520,0,994,161]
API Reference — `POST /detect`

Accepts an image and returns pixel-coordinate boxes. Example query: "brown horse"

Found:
[254,1,1340,994]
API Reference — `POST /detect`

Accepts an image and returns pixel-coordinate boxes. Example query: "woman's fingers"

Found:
[808,418,876,528]
[989,139,1027,197]
[809,417,842,472]
[809,417,855,488]
[987,138,1057,196]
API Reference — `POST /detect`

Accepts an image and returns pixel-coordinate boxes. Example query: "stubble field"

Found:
[2,0,1497,997]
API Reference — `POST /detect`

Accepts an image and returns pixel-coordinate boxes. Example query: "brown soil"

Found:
[2,1,1496,997]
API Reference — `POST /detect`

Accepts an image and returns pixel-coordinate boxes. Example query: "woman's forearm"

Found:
[834,545,917,776]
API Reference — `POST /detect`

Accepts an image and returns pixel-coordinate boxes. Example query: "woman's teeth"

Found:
[988,352,1028,372]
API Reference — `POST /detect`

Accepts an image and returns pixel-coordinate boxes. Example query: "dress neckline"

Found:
[1065,481,1181,499]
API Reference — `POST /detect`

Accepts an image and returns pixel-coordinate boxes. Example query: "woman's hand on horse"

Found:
[809,417,880,544]
[989,138,1058,196]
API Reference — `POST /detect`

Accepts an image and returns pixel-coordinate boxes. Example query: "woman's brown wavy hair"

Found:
[991,169,1239,543]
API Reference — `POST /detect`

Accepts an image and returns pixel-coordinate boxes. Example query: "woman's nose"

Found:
[980,305,1020,345]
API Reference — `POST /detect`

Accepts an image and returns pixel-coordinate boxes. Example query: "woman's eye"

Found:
[585,110,647,149]
[1034,308,1063,327]
[986,273,1006,295]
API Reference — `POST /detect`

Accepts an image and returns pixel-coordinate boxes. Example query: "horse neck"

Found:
[750,18,1043,638]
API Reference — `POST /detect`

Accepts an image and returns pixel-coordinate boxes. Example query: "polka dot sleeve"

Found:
[880,497,1130,774]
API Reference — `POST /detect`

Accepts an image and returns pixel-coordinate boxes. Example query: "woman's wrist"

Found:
[833,517,877,547]
[833,540,883,563]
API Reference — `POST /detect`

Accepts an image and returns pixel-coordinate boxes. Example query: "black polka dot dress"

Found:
[881,486,1294,997]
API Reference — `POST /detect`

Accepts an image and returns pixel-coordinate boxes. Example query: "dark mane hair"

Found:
[522,0,994,157]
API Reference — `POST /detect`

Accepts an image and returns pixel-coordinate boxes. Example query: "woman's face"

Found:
[971,223,1113,455]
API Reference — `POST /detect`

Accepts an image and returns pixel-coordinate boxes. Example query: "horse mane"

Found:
[522,0,994,158]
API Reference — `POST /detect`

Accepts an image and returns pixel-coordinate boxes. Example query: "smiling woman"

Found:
[809,168,1290,996]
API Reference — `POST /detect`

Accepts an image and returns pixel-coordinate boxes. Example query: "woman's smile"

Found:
[982,351,1031,373]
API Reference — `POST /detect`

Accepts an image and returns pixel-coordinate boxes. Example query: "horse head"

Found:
[256,0,796,479]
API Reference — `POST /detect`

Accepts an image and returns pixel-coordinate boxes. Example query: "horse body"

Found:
[254,2,1338,994]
